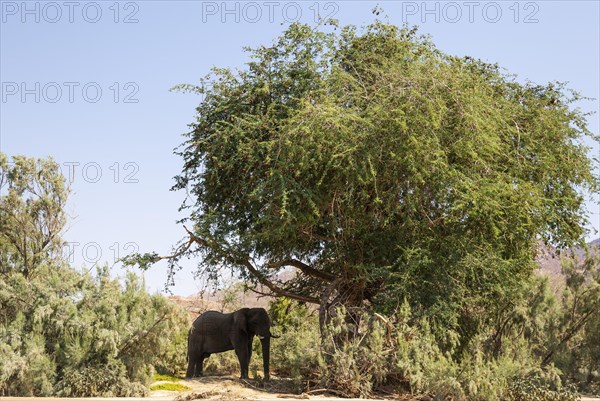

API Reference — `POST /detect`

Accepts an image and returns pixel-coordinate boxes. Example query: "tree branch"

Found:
[265,258,335,282]
[238,258,320,304]
[117,313,169,358]
[541,305,599,366]
[301,228,335,242]
[182,226,321,304]
[152,230,198,262]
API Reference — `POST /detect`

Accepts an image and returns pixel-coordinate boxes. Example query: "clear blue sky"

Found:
[1,0,598,295]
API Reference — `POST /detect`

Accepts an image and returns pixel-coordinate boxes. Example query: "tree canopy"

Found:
[130,21,598,343]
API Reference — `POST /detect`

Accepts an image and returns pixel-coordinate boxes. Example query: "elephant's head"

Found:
[236,307,277,380]
[245,307,272,338]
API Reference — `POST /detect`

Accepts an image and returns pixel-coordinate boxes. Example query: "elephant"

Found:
[186,307,278,380]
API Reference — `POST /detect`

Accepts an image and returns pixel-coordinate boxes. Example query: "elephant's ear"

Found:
[234,308,249,334]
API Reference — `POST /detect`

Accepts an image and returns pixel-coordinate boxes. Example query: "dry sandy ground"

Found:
[148,375,600,401]
[0,377,596,401]
[150,375,397,401]
[151,375,338,400]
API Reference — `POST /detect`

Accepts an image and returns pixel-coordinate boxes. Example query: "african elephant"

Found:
[186,307,278,380]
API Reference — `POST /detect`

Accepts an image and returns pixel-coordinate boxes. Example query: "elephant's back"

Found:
[192,310,233,333]
[193,310,230,324]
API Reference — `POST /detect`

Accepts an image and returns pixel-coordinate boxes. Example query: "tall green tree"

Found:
[0,153,68,279]
[129,22,598,346]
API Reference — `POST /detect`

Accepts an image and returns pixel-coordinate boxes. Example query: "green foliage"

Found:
[264,251,599,400]
[150,382,192,391]
[482,247,600,395]
[219,281,245,311]
[507,377,580,401]
[269,299,320,382]
[0,153,190,396]
[0,153,68,279]
[153,373,182,382]
[0,262,189,396]
[269,298,312,333]
[0,332,57,396]
[55,361,149,397]
[312,303,569,400]
[546,249,600,394]
[203,349,240,376]
[318,307,392,397]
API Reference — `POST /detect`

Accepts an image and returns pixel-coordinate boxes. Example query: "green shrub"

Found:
[150,382,192,391]
[270,299,320,382]
[315,303,559,401]
[0,263,190,396]
[154,373,181,382]
[203,350,241,376]
[507,377,580,401]
[0,332,56,396]
[317,306,396,397]
[54,361,149,397]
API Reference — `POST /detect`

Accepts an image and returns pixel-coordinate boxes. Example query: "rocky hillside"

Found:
[536,238,599,283]
[170,285,270,321]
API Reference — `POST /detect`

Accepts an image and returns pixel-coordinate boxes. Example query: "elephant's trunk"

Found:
[261,336,270,381]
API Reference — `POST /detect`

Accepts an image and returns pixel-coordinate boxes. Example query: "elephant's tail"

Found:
[269,330,280,339]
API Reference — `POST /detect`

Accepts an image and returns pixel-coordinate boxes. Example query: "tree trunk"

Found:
[318,277,366,346]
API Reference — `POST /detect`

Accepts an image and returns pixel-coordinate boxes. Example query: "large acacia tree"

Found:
[130,22,598,342]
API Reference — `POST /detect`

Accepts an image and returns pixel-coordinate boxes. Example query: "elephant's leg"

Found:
[235,345,249,379]
[186,355,197,379]
[194,355,206,377]
[261,337,271,381]
[247,338,253,365]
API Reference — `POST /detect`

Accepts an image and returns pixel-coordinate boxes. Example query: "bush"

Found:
[314,303,565,401]
[0,265,190,396]
[54,361,149,397]
[203,350,241,376]
[507,377,580,401]
[154,373,182,382]
[0,332,56,396]
[150,383,192,391]
[270,299,320,382]
[318,307,392,397]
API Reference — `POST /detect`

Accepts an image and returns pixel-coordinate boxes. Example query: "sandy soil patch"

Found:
[149,375,600,401]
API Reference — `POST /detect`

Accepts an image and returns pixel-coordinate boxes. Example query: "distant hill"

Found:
[169,285,269,322]
[536,238,599,289]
